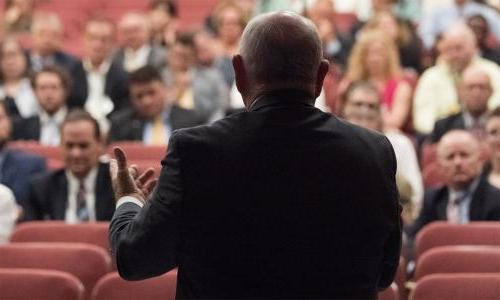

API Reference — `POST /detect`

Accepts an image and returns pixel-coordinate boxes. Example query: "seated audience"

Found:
[149,0,179,48]
[413,23,500,134]
[365,10,423,73]
[113,12,166,73]
[0,184,17,244]
[342,81,423,223]
[23,110,114,222]
[28,12,78,72]
[408,130,500,238]
[429,65,492,143]
[468,14,500,65]
[12,66,70,145]
[109,66,203,144]
[68,18,129,131]
[212,2,247,87]
[339,29,413,130]
[419,0,500,50]
[485,107,500,188]
[163,32,227,124]
[0,37,38,117]
[0,101,46,205]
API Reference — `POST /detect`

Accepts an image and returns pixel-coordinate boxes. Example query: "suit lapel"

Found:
[51,171,68,220]
[435,188,449,220]
[469,178,486,220]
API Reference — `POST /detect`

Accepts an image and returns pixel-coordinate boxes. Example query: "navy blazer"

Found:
[22,162,115,221]
[109,90,401,299]
[1,149,46,204]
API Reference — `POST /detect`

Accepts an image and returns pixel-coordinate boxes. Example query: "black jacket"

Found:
[109,90,401,299]
[429,112,466,143]
[22,162,115,221]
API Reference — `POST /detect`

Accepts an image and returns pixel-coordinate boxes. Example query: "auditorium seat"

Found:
[0,242,111,299]
[378,283,399,300]
[109,142,167,161]
[412,273,500,300]
[8,141,63,169]
[415,245,500,280]
[0,268,84,300]
[91,269,178,300]
[414,221,500,260]
[10,221,110,252]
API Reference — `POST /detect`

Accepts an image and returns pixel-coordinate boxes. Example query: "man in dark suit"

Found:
[23,110,115,222]
[430,65,492,143]
[108,66,203,144]
[68,18,129,117]
[408,130,500,238]
[0,102,46,205]
[28,12,78,72]
[112,13,166,73]
[109,12,401,299]
[11,66,70,145]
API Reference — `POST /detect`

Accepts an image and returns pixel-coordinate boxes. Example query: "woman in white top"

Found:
[0,37,38,117]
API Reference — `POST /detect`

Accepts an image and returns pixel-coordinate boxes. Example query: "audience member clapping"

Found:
[413,23,500,134]
[163,33,227,124]
[0,37,38,118]
[339,29,413,130]
[67,18,129,133]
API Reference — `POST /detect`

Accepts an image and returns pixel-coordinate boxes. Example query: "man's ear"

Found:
[233,55,249,101]
[315,59,330,98]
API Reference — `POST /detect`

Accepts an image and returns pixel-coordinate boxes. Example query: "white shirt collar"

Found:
[39,106,68,125]
[83,59,111,75]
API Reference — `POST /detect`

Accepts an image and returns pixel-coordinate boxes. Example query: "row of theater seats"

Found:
[2,221,500,299]
[9,141,167,174]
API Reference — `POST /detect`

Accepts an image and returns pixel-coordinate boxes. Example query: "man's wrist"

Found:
[116,194,145,208]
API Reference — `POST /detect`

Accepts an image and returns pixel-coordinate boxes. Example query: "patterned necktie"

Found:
[76,179,89,222]
[447,192,466,224]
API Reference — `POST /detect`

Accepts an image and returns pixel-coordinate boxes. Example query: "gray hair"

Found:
[239,12,323,89]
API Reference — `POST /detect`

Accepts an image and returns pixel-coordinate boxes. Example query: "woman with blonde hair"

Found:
[338,29,413,130]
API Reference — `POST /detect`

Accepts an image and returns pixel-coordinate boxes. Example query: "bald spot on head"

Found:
[239,12,323,88]
[438,130,480,158]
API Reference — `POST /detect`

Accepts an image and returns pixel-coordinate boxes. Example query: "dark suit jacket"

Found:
[108,106,204,143]
[429,112,465,143]
[109,90,401,299]
[1,149,46,204]
[407,177,500,238]
[11,116,41,141]
[22,162,115,221]
[67,60,129,114]
[29,50,79,72]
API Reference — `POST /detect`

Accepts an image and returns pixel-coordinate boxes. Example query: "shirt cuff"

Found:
[116,196,144,208]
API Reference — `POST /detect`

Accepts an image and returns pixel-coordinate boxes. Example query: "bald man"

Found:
[429,66,493,142]
[408,130,500,238]
[109,12,401,299]
[413,23,500,134]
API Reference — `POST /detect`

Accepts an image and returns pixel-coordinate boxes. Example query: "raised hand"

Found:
[110,147,158,203]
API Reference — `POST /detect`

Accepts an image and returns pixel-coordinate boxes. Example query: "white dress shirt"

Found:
[39,107,67,146]
[65,167,98,223]
[83,59,113,133]
[124,45,151,72]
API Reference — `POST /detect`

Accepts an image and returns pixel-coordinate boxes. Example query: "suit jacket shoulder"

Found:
[429,112,464,143]
[11,116,40,141]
